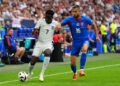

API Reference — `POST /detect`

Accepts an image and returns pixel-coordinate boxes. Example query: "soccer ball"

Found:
[18,72,28,82]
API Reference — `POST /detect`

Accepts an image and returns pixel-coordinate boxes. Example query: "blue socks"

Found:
[71,65,76,74]
[80,53,87,69]
[71,53,87,73]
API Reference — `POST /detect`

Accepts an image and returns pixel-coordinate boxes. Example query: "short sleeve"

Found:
[35,18,42,29]
[85,16,93,25]
[61,17,70,25]
[54,20,59,27]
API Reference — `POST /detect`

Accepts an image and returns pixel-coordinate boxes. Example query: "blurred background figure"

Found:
[53,30,64,43]
[110,19,117,52]
[64,31,72,57]
[100,20,108,53]
[4,20,12,33]
[0,43,5,67]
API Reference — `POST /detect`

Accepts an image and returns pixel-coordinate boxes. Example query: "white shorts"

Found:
[32,42,53,57]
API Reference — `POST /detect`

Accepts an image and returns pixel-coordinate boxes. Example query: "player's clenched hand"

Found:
[96,36,101,43]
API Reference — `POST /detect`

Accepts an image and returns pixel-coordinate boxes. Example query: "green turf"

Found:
[0,53,120,86]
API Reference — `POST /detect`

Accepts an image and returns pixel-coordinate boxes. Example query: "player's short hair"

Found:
[45,10,54,18]
[72,5,80,10]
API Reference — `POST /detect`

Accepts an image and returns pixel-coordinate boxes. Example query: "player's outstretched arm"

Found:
[92,22,101,43]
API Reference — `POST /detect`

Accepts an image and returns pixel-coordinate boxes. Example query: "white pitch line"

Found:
[0,64,120,85]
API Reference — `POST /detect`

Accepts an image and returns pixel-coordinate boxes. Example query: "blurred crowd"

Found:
[0,0,120,27]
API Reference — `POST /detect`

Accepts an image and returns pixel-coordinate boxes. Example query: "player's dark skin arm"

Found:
[92,22,101,43]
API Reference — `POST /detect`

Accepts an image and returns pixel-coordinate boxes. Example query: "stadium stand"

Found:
[0,0,120,64]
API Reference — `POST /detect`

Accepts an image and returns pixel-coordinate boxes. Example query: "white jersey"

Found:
[35,18,58,43]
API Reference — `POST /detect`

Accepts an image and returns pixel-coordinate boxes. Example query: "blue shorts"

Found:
[71,40,89,56]
[9,47,17,53]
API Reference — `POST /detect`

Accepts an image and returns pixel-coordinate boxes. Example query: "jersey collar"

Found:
[73,17,83,21]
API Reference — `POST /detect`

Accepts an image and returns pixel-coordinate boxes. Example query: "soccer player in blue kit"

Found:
[60,5,101,80]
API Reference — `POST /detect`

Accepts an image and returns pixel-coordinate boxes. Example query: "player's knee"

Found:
[71,60,76,66]
[71,61,76,66]
[44,49,51,56]
[30,56,39,65]
[81,48,87,53]
[71,62,76,66]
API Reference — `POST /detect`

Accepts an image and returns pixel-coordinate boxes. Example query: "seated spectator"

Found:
[4,28,25,64]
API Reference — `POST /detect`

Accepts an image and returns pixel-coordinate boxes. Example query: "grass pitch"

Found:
[0,53,120,86]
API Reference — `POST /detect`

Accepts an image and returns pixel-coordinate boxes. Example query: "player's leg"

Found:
[28,44,42,80]
[28,56,39,78]
[39,49,51,81]
[79,41,89,76]
[71,55,77,80]
[70,41,80,80]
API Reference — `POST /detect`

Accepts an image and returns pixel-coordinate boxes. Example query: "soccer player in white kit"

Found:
[27,10,59,81]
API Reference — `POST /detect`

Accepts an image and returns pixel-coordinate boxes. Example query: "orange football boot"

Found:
[73,73,77,80]
[79,70,85,76]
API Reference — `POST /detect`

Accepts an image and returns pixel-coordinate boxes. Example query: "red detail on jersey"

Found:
[74,18,82,21]
[81,23,84,26]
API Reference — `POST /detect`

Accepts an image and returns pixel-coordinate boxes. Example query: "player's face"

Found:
[45,14,53,24]
[72,8,80,18]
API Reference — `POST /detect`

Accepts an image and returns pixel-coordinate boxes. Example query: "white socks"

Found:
[28,57,50,79]
[40,57,50,76]
[29,63,34,75]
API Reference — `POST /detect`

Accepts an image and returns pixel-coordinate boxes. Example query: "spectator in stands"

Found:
[4,20,12,33]
[100,20,108,53]
[53,31,64,43]
[64,31,72,56]
[0,20,5,30]
[0,36,5,66]
[4,28,25,64]
[89,29,96,51]
[0,51,5,66]
[110,19,117,52]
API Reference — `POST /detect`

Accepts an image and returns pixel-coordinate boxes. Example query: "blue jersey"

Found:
[4,35,17,53]
[61,16,93,41]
